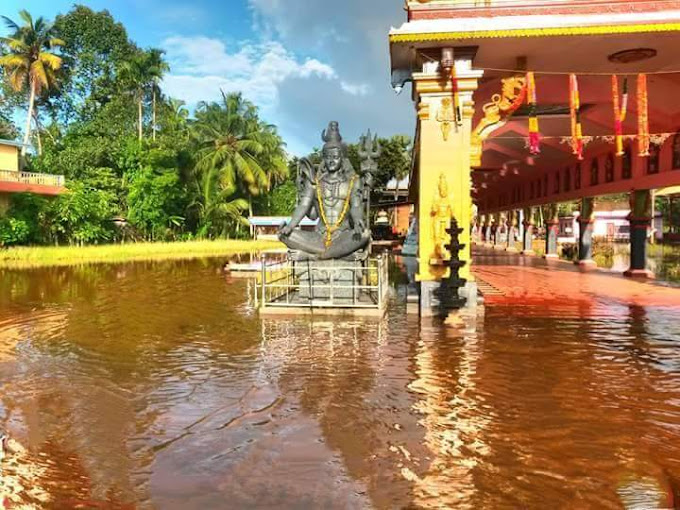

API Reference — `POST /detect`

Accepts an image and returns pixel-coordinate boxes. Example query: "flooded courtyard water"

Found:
[1,258,680,508]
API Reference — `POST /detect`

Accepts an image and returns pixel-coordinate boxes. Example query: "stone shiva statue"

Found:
[279,122,379,260]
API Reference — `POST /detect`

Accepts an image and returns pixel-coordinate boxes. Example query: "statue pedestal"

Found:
[296,260,361,300]
[259,255,389,316]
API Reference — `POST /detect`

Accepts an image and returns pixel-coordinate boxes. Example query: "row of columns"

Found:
[473,190,654,277]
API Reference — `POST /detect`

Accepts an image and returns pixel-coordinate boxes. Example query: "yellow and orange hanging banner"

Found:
[612,75,628,156]
[569,74,584,160]
[526,72,540,155]
[637,74,650,156]
[451,64,462,126]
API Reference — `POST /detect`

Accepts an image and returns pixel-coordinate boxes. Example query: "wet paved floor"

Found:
[472,245,680,315]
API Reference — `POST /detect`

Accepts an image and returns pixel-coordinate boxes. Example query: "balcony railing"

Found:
[0,169,65,188]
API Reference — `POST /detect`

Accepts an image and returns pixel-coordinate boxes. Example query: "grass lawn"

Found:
[0,239,285,269]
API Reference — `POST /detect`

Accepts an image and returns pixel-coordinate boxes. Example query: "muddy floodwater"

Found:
[1,258,680,509]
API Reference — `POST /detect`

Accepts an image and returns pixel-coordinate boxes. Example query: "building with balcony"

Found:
[0,139,66,212]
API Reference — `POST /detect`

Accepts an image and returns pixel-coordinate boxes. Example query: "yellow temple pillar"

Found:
[413,59,483,313]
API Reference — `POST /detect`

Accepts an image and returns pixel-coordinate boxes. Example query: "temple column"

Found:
[477,214,486,243]
[624,190,654,278]
[485,217,493,246]
[521,207,535,255]
[494,212,506,249]
[544,203,559,259]
[413,57,484,314]
[472,217,480,244]
[576,197,596,267]
[506,210,518,252]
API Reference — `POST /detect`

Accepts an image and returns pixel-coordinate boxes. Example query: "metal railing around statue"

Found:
[259,255,389,310]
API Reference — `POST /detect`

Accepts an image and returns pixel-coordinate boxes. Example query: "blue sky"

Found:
[3,0,414,155]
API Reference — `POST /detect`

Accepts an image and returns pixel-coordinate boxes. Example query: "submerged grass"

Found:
[0,239,285,269]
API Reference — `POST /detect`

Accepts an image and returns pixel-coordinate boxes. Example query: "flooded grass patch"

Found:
[0,239,285,269]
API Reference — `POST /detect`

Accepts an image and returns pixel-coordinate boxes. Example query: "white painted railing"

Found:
[0,169,65,187]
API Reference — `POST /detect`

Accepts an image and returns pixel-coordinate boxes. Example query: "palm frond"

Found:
[1,15,19,32]
[38,52,62,70]
[48,37,65,48]
[17,10,34,29]
[30,60,49,90]
[0,54,28,68]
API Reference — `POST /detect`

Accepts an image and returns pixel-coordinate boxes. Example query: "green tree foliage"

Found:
[0,9,64,155]
[0,109,16,139]
[119,48,168,141]
[1,7,404,248]
[344,135,411,192]
[191,91,288,222]
[0,193,49,245]
[49,183,116,244]
[127,168,185,240]
[52,6,136,123]
[375,135,411,189]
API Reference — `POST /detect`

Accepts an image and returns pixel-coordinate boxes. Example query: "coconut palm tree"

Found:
[188,165,250,238]
[0,10,64,156]
[118,51,148,142]
[146,48,169,141]
[119,48,167,142]
[192,91,287,217]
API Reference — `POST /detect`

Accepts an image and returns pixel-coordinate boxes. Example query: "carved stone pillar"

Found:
[494,213,506,249]
[624,190,654,278]
[521,207,535,255]
[413,59,483,314]
[544,204,559,259]
[506,210,518,252]
[576,197,596,267]
[485,219,493,246]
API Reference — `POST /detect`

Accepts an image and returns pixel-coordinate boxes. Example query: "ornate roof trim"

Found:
[390,22,680,43]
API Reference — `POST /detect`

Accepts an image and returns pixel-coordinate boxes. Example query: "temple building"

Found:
[389,0,680,314]
[0,139,66,212]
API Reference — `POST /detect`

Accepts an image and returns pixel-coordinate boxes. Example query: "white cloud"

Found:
[161,0,415,154]
[161,36,336,113]
[340,81,371,96]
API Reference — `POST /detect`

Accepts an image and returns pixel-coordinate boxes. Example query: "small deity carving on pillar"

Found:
[436,98,455,141]
[430,173,454,264]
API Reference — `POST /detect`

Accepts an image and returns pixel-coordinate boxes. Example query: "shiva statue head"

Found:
[321,121,347,174]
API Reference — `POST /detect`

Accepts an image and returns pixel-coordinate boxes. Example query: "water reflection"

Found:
[0,259,679,508]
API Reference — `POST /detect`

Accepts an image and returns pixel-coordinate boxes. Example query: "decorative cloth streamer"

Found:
[637,74,650,156]
[612,76,629,156]
[526,72,540,155]
[569,74,584,160]
[451,65,462,126]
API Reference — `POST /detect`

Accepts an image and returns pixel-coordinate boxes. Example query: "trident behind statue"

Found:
[358,129,381,229]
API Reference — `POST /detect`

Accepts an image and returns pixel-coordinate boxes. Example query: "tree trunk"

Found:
[33,111,42,156]
[22,81,37,157]
[152,88,157,142]
[138,94,143,142]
